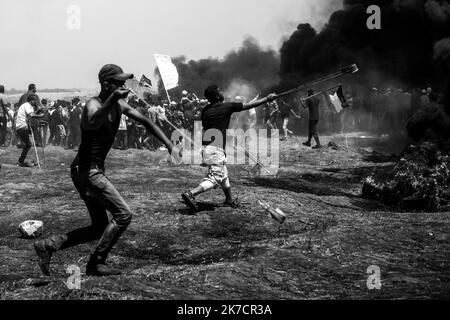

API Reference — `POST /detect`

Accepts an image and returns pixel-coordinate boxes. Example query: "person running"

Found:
[181,85,275,212]
[67,98,82,150]
[278,100,300,141]
[34,64,174,276]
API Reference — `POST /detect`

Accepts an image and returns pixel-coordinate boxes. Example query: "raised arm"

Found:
[241,94,276,111]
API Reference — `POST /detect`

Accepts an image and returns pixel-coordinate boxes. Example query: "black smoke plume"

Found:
[279,0,450,90]
[154,36,279,101]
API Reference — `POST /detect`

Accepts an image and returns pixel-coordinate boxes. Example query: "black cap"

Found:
[98,64,133,83]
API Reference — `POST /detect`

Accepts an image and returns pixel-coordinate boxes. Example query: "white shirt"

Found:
[16,102,34,130]
[7,109,14,128]
[119,114,128,131]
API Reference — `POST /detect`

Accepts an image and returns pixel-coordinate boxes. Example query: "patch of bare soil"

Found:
[1,134,449,300]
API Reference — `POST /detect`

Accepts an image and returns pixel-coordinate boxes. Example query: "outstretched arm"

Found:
[121,101,173,153]
[241,94,276,111]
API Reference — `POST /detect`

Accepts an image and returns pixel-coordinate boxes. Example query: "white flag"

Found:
[329,92,343,113]
[154,54,179,90]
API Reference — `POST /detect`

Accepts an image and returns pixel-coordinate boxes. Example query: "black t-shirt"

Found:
[69,107,82,125]
[201,102,243,149]
[306,97,320,121]
[279,102,292,118]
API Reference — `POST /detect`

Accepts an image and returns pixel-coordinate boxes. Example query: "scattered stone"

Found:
[18,220,43,239]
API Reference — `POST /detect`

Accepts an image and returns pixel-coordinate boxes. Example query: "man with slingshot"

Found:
[181,85,275,213]
[34,64,175,276]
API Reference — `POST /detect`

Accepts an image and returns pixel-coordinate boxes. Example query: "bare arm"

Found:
[241,94,276,111]
[84,88,129,130]
[121,101,173,153]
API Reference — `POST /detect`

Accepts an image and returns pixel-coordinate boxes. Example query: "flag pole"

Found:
[155,65,172,104]
[164,85,172,104]
[29,126,41,170]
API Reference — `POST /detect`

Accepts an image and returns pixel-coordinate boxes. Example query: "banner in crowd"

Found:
[154,54,179,90]
[328,85,348,113]
[126,74,156,100]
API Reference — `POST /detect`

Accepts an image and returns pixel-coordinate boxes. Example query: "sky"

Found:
[0,0,341,90]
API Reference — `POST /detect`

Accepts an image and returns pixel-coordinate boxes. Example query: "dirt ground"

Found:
[1,133,449,300]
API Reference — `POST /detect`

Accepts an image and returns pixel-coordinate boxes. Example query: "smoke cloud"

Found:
[223,79,258,102]
[155,36,279,101]
[279,0,450,90]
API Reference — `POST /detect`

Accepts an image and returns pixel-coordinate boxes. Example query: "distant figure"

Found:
[264,100,278,129]
[67,97,82,150]
[47,101,57,145]
[38,99,50,147]
[15,94,44,166]
[301,89,322,149]
[18,83,41,107]
[5,103,14,147]
[116,113,128,150]
[0,85,11,147]
[52,102,67,147]
[278,100,298,141]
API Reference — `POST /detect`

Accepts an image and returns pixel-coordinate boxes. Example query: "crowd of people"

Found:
[258,85,443,141]
[0,82,443,161]
[0,86,211,155]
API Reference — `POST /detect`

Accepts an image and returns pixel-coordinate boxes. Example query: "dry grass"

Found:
[0,134,449,300]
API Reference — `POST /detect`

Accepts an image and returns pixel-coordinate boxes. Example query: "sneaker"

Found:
[312,145,323,149]
[223,198,241,209]
[302,141,311,147]
[280,136,287,141]
[17,161,32,167]
[181,191,199,212]
[86,262,122,276]
[34,239,55,276]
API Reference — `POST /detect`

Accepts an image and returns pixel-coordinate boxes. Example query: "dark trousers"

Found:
[308,120,320,145]
[38,124,48,146]
[48,125,56,145]
[116,130,127,149]
[0,117,7,146]
[67,124,81,149]
[16,127,32,163]
[127,126,143,149]
[53,166,132,260]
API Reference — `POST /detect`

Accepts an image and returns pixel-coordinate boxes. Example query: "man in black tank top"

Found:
[34,64,174,276]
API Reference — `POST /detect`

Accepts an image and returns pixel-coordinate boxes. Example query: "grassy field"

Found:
[0,133,449,300]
